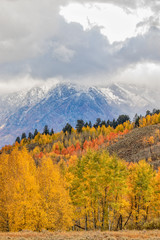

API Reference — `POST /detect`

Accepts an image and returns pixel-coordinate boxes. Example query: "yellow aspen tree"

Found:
[0,147,42,231]
[100,153,129,231]
[155,168,160,216]
[0,153,9,231]
[101,125,107,136]
[151,114,158,125]
[128,160,156,228]
[146,115,151,126]
[105,126,114,136]
[38,156,73,230]
[115,124,124,133]
[157,113,160,123]
[123,121,134,130]
[66,150,97,230]
[139,117,147,128]
[67,150,129,231]
[90,127,96,139]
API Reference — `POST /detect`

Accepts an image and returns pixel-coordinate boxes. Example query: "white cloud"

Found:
[110,62,160,87]
[0,0,160,92]
[0,74,41,94]
[60,3,153,43]
[52,44,75,63]
[0,0,61,63]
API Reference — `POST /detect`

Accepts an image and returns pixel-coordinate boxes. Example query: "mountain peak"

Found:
[0,82,159,148]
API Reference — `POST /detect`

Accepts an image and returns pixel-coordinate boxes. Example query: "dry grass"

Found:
[0,230,160,240]
[108,124,160,169]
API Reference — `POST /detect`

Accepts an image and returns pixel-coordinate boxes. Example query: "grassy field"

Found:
[0,230,160,240]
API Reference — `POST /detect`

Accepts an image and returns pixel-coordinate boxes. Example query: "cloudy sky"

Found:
[0,0,160,93]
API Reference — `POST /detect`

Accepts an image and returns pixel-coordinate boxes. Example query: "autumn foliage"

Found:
[0,116,160,231]
[0,145,160,231]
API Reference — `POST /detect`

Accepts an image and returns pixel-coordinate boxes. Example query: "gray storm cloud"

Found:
[0,0,160,91]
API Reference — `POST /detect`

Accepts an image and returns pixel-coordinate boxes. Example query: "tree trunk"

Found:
[123,212,132,228]
[101,187,107,230]
[85,207,88,231]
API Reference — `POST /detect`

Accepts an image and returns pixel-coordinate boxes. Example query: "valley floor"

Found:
[0,230,160,240]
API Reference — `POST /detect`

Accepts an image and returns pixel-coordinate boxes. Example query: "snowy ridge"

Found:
[0,81,159,148]
[100,87,123,104]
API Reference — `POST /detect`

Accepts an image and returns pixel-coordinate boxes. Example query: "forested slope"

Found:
[0,112,160,231]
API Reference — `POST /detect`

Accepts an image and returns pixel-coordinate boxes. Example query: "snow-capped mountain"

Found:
[0,81,158,148]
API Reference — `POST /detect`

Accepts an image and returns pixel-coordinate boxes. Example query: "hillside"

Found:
[0,113,160,232]
[108,124,160,169]
[2,112,160,168]
[14,112,160,169]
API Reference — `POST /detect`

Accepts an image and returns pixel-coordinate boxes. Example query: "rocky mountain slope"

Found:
[0,81,158,147]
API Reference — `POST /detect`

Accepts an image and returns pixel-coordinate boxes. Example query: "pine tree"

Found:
[133,114,140,127]
[28,132,33,140]
[63,123,72,134]
[15,136,20,143]
[50,128,54,136]
[76,120,84,133]
[21,133,26,140]
[43,125,49,135]
[93,118,101,129]
[33,129,38,138]
[117,115,130,125]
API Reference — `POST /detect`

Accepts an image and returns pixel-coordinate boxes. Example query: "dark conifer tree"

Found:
[21,132,26,140]
[15,136,20,143]
[101,120,107,127]
[84,121,92,128]
[133,114,140,128]
[50,128,54,135]
[76,120,84,133]
[106,120,110,127]
[152,108,160,115]
[117,115,130,125]
[88,121,92,128]
[145,110,151,117]
[94,118,101,129]
[63,123,72,134]
[43,125,49,135]
[28,132,34,139]
[112,119,117,128]
[34,129,38,138]
[84,122,89,127]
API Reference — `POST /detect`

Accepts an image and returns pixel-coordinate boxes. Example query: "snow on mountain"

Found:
[0,81,159,148]
[100,87,123,104]
[100,83,157,116]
